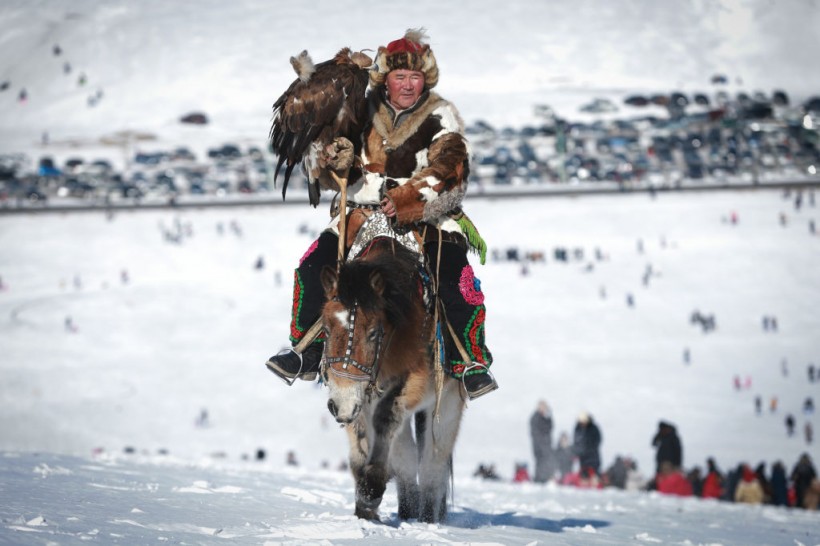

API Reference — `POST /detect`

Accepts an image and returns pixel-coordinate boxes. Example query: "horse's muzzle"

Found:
[328,399,361,424]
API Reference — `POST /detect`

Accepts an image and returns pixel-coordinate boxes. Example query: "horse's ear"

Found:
[320,265,338,296]
[369,270,385,297]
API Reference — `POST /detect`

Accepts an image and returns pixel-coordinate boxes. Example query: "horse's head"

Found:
[319,239,422,424]
[319,264,388,423]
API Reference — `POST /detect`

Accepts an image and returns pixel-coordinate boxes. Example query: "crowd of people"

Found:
[470,402,820,511]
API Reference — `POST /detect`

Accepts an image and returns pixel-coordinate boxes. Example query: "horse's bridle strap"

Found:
[323,301,385,383]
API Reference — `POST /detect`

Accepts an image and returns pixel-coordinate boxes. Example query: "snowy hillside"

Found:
[1,0,819,166]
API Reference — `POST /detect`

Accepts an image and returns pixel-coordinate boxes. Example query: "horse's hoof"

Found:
[355,507,380,522]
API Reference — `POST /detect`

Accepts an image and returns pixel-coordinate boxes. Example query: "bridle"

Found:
[322,300,387,387]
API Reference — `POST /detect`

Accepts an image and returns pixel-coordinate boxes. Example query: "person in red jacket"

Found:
[701,457,725,499]
[656,461,694,497]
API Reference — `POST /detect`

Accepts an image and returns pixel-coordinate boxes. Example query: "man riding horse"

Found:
[266,29,498,401]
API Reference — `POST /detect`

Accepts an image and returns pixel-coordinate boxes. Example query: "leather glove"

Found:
[322,137,354,172]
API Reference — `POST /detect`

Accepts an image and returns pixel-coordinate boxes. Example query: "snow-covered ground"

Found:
[2,1,820,543]
[1,188,819,544]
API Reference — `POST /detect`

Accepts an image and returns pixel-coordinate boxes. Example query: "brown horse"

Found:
[319,236,465,523]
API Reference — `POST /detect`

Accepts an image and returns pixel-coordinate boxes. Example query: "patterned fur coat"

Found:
[327,90,471,244]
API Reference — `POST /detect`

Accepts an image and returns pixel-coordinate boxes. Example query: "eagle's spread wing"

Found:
[269,48,370,206]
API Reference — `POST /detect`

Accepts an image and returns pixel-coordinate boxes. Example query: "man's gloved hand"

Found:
[322,137,354,172]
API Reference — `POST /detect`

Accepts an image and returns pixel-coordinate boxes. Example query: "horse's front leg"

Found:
[390,417,419,520]
[417,380,465,523]
[354,384,404,521]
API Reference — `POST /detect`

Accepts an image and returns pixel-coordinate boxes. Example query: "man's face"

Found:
[385,69,425,110]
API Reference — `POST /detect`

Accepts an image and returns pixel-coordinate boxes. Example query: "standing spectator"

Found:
[652,421,683,476]
[791,453,818,509]
[805,421,814,445]
[770,460,789,506]
[722,463,743,501]
[755,462,772,503]
[785,414,796,436]
[734,464,765,504]
[804,397,815,415]
[554,432,574,481]
[573,412,602,477]
[530,400,555,483]
[754,396,762,414]
[809,363,816,383]
[702,457,724,499]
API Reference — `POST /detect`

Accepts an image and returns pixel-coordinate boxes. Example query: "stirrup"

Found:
[461,363,498,401]
[266,348,316,386]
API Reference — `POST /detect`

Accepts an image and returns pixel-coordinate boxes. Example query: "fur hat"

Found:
[369,28,439,89]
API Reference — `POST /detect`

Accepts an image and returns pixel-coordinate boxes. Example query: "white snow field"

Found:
[2,0,820,543]
[1,188,819,545]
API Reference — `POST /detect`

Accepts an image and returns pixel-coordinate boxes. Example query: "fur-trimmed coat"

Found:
[328,90,470,238]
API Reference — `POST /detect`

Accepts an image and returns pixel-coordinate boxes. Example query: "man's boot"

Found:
[462,363,498,400]
[266,343,324,384]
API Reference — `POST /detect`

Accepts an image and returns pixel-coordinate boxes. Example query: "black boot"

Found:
[462,365,498,400]
[266,343,324,384]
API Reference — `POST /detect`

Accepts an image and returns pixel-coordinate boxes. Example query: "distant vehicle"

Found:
[38,157,61,177]
[20,185,48,202]
[670,92,689,108]
[64,158,84,172]
[172,147,196,161]
[207,144,242,159]
[772,90,789,107]
[134,152,169,165]
[741,103,774,120]
[803,96,820,113]
[693,93,710,106]
[624,95,649,107]
[711,74,728,84]
[179,112,208,125]
[580,98,618,114]
[650,94,669,107]
[87,159,114,175]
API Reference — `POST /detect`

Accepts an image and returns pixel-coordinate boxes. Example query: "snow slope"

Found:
[1,0,819,166]
[1,188,819,544]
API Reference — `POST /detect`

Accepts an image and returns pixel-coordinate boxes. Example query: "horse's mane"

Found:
[336,238,421,329]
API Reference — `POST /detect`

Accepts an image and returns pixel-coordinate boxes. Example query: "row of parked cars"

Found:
[2,91,818,206]
[468,91,820,187]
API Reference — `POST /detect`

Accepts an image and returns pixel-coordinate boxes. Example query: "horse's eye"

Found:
[368,329,379,342]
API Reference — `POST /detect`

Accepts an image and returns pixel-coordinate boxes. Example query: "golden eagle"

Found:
[269,48,372,206]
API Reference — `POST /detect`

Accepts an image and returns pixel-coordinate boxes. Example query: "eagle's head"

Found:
[289,50,315,83]
[350,50,373,69]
